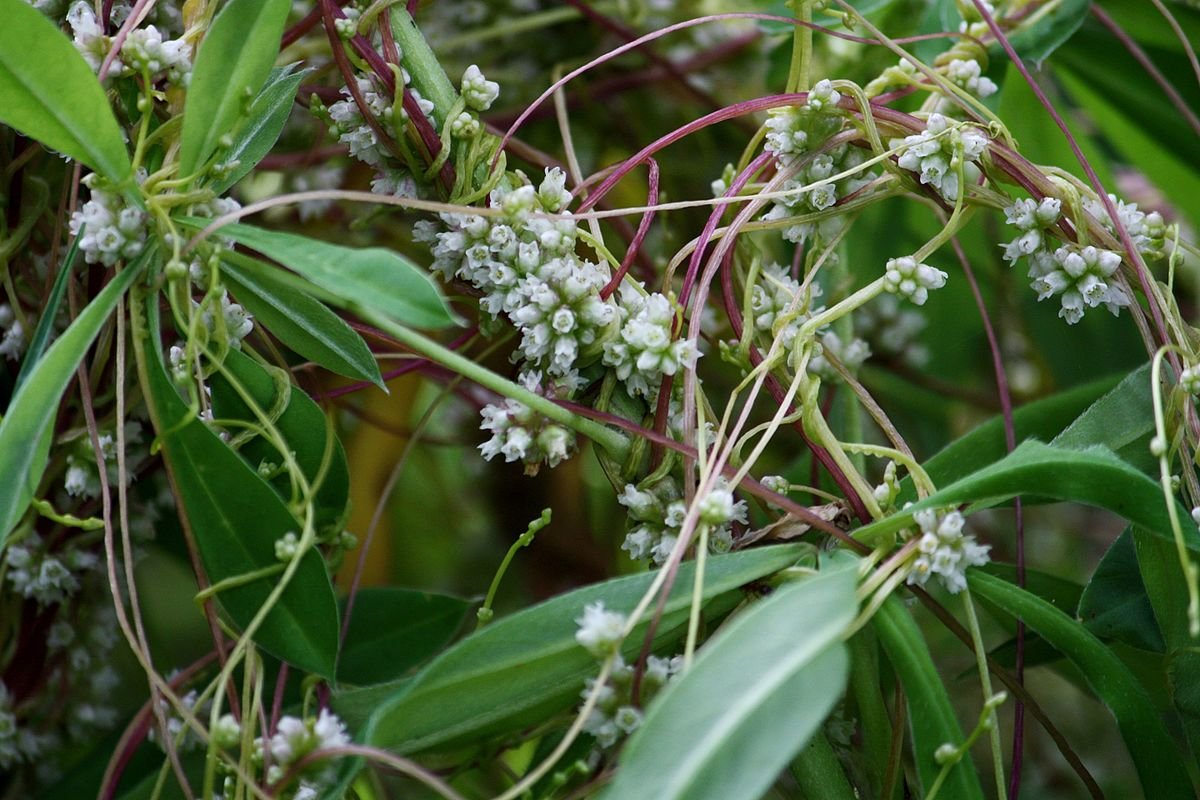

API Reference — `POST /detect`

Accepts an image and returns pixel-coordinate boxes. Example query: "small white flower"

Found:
[274,532,299,562]
[905,508,989,593]
[575,602,626,658]
[882,256,948,305]
[461,64,500,111]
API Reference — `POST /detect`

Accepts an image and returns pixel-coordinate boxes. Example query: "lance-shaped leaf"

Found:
[139,306,338,678]
[338,588,472,685]
[178,0,290,180]
[599,562,858,800]
[358,545,809,755]
[221,254,383,387]
[0,0,130,181]
[873,596,986,799]
[859,440,1200,554]
[0,260,143,545]
[970,570,1193,797]
[207,65,310,194]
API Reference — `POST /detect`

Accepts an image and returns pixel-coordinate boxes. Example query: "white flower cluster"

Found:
[764,80,844,165]
[602,290,699,400]
[906,507,990,594]
[872,461,900,509]
[417,169,630,383]
[762,145,876,244]
[69,174,148,267]
[750,263,822,347]
[262,709,349,772]
[618,479,747,563]
[882,256,948,305]
[575,601,626,658]
[1083,193,1167,257]
[944,59,997,99]
[580,654,681,748]
[1180,364,1200,396]
[63,421,145,499]
[893,114,988,202]
[1030,245,1128,325]
[460,64,500,111]
[855,294,928,366]
[4,537,96,606]
[479,373,576,472]
[148,689,206,752]
[325,75,430,197]
[67,2,119,78]
[1002,197,1130,323]
[197,291,254,349]
[0,304,25,361]
[121,23,190,84]
[0,682,53,770]
[808,331,871,381]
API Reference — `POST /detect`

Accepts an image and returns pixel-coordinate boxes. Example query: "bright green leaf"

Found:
[178,0,290,180]
[862,441,1200,556]
[338,588,472,685]
[207,65,310,194]
[0,259,144,545]
[0,0,130,181]
[138,303,339,678]
[14,230,83,390]
[873,596,986,799]
[221,254,384,387]
[598,562,858,800]
[192,222,460,330]
[1000,0,1090,64]
[361,545,808,755]
[1051,363,1153,452]
[970,570,1194,796]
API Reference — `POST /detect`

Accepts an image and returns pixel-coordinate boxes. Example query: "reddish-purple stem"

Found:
[601,158,660,299]
[1091,6,1200,137]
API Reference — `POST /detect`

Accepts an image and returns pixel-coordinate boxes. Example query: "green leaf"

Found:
[1000,0,1090,64]
[1077,529,1165,652]
[904,371,1123,500]
[338,588,472,685]
[138,303,338,678]
[970,570,1194,796]
[873,596,986,799]
[178,0,290,180]
[189,222,460,330]
[207,65,309,194]
[0,260,144,545]
[361,545,808,754]
[207,348,350,533]
[0,0,130,181]
[598,563,858,800]
[1050,363,1152,452]
[861,440,1200,556]
[13,230,82,390]
[221,254,384,387]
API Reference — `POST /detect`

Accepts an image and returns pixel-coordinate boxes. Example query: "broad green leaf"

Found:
[178,0,290,180]
[970,571,1194,796]
[0,0,130,182]
[338,588,472,685]
[1000,0,1090,65]
[1133,529,1200,765]
[903,371,1122,500]
[873,596,985,799]
[207,65,310,194]
[221,254,384,387]
[861,441,1200,556]
[598,563,858,800]
[1051,363,1152,452]
[207,348,350,534]
[13,230,82,390]
[193,222,459,330]
[1077,529,1164,652]
[0,260,143,545]
[138,304,338,678]
[361,545,808,754]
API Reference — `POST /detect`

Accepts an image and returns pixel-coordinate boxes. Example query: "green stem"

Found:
[477,508,552,628]
[390,9,459,127]
[358,309,630,461]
